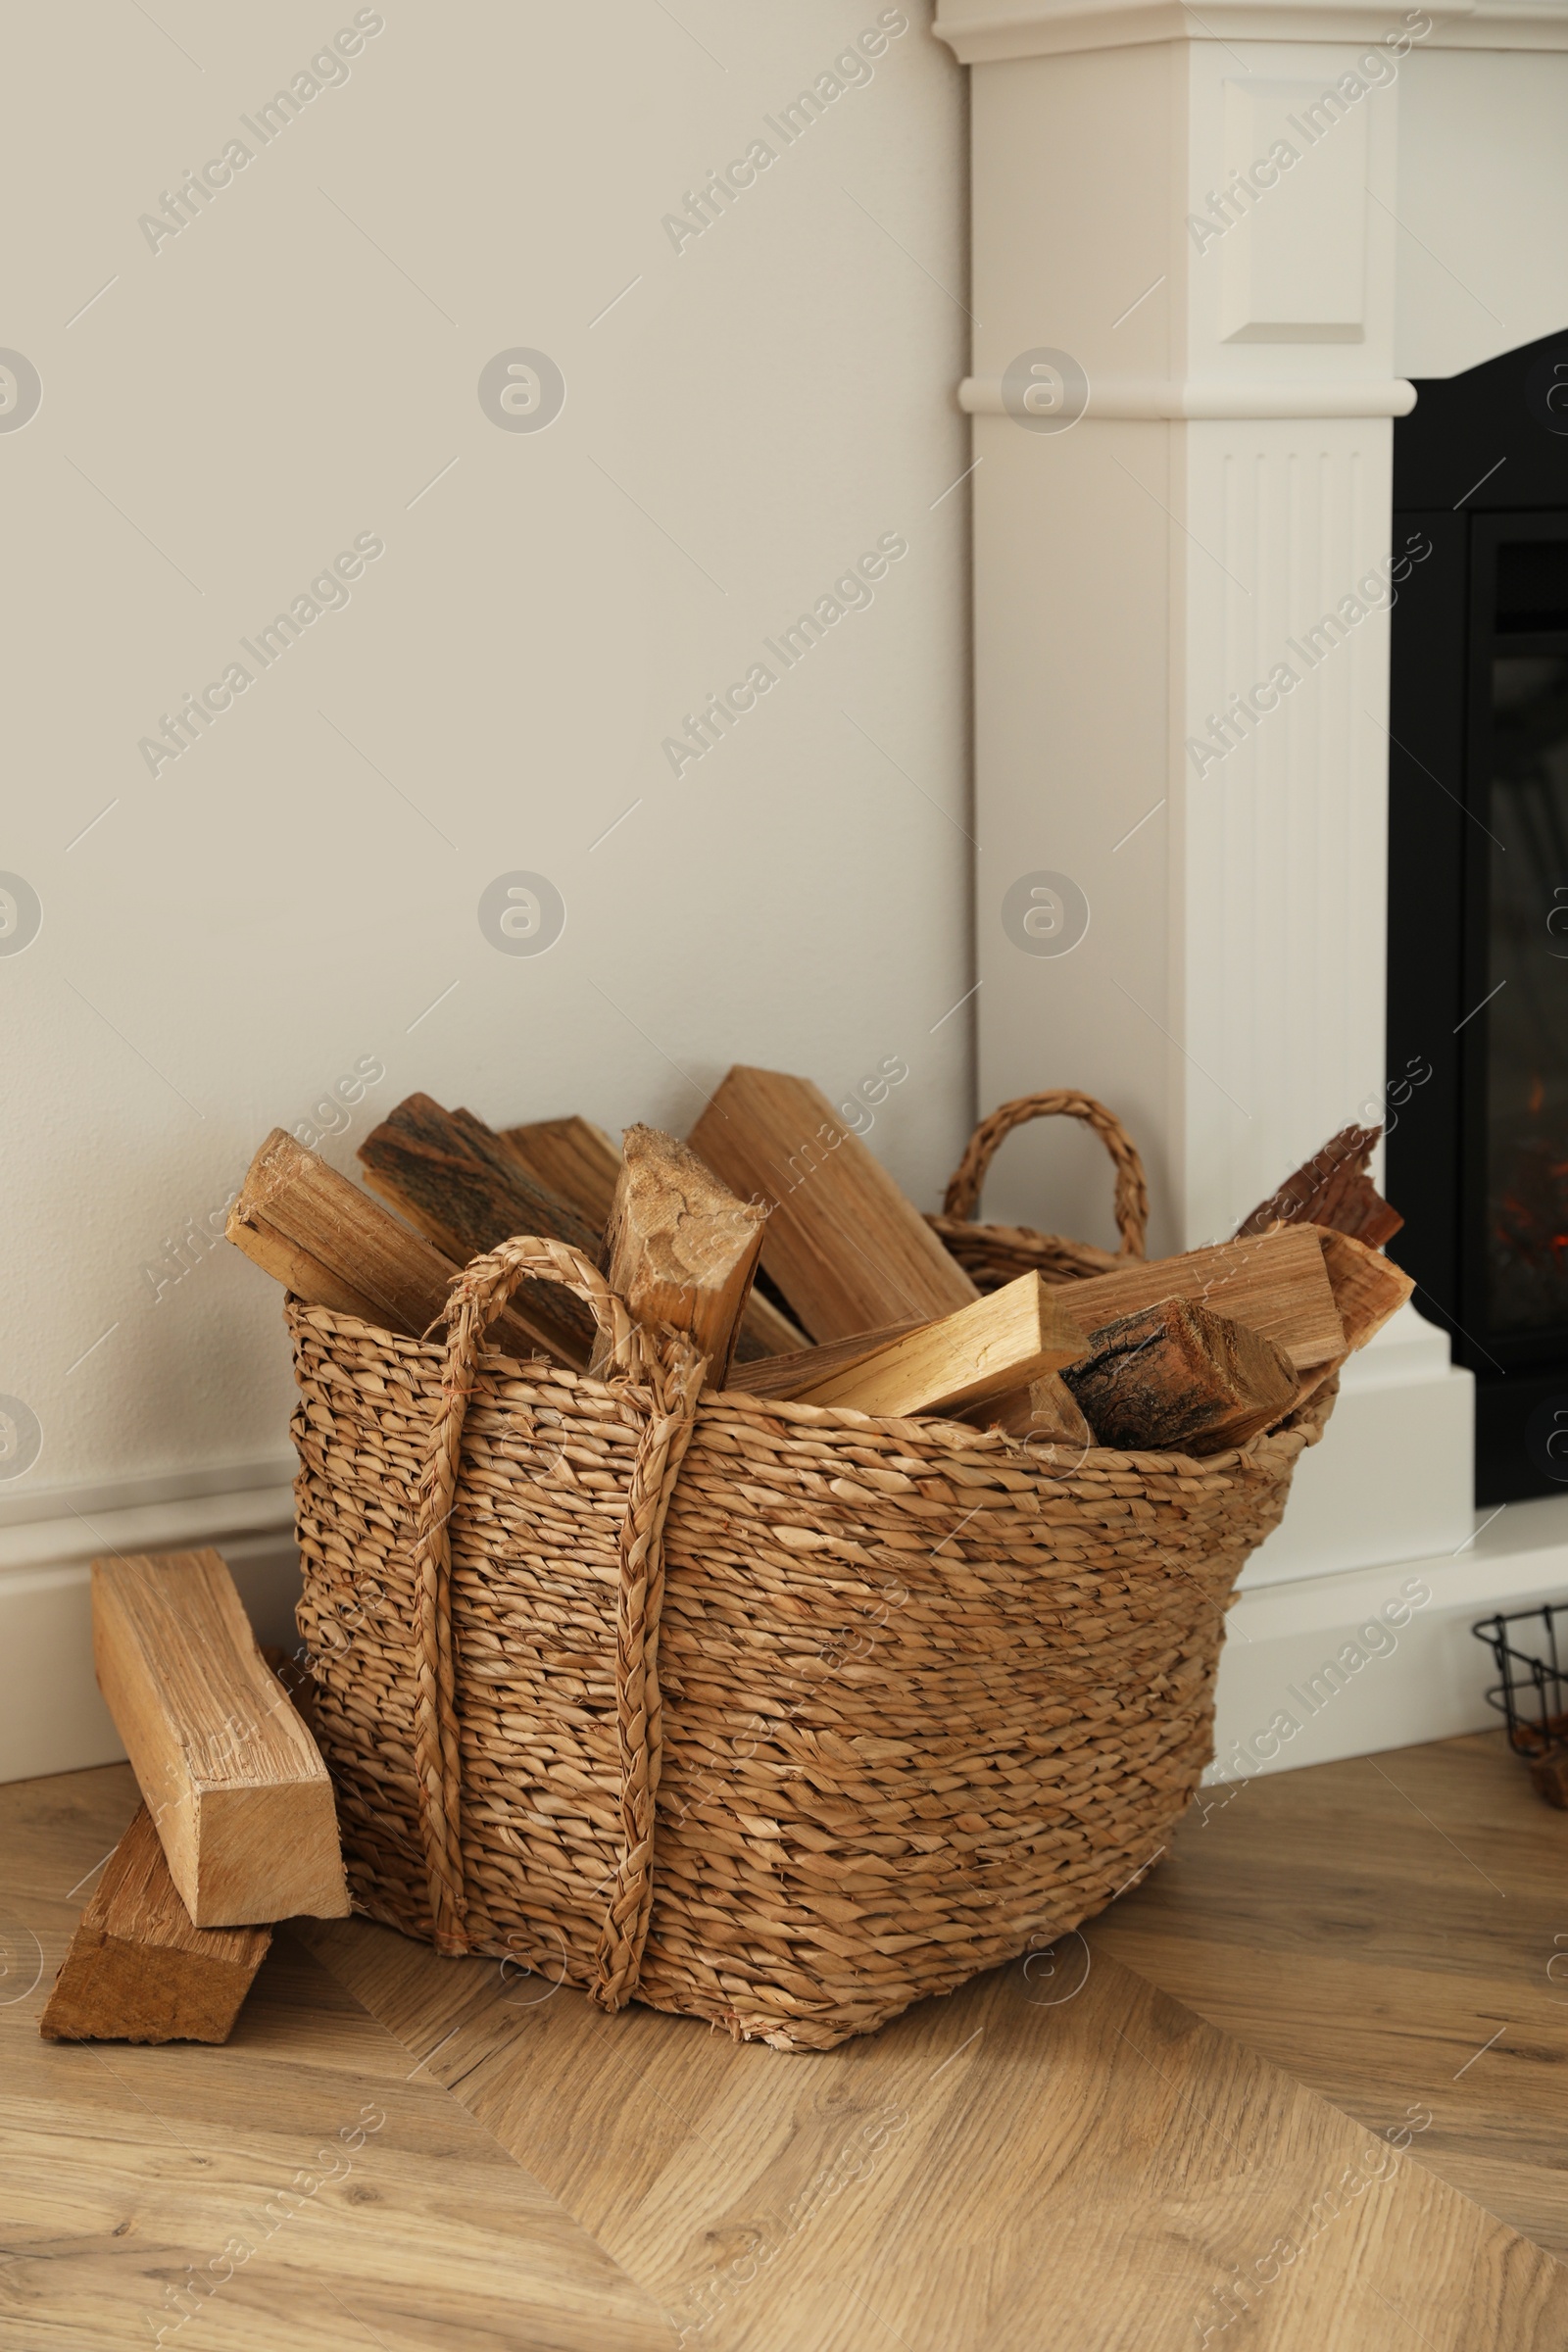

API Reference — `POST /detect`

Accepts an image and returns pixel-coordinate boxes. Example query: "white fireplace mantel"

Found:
[934,0,1568,1764]
[936,0,1568,61]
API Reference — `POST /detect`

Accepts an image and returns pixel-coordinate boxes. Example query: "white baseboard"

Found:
[4,1370,1559,1796]
[1211,1491,1568,1781]
[0,1458,301,1786]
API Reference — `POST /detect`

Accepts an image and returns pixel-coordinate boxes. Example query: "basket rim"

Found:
[282,1289,1331,1478]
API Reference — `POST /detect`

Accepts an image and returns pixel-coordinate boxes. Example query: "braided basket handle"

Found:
[412,1237,703,2014]
[943,1091,1150,1259]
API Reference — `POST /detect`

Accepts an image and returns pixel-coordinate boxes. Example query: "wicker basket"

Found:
[287,1219,1335,2053]
[930,1089,1151,1287]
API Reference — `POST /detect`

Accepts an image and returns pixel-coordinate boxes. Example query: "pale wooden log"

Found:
[40,1805,270,2043]
[503,1109,809,1361]
[783,1273,1087,1420]
[358,1095,599,1366]
[502,1115,622,1233]
[1049,1225,1345,1376]
[1315,1227,1415,1351]
[589,1126,764,1387]
[688,1065,978,1342]
[970,1372,1095,1446]
[92,1548,349,1928]
[725,1319,923,1400]
[1062,1296,1298,1455]
[225,1128,546,1362]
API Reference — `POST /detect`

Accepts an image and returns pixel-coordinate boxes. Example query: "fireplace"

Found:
[1389,328,1568,1503]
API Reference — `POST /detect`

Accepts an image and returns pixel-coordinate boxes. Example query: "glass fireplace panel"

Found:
[1487,652,1568,1334]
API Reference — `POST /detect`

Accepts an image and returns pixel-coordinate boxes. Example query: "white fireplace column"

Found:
[934,0,1430,1249]
[934,0,1494,1726]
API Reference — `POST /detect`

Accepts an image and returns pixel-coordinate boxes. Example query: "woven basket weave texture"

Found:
[286,1216,1332,2051]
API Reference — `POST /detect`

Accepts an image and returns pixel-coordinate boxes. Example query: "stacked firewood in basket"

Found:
[224,1065,1412,1453]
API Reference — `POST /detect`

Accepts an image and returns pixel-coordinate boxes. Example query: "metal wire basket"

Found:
[1472,1602,1568,1807]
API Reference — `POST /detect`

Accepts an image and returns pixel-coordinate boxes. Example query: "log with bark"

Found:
[357,1094,600,1365]
[1061,1296,1298,1455]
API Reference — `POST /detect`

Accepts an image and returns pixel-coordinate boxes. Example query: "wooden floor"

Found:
[1092,1727,1568,2262]
[3,1739,1565,2349]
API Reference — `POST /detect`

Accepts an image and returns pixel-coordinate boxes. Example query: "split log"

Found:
[503,1115,621,1233]
[726,1319,923,1401]
[358,1095,600,1365]
[504,1110,808,1362]
[782,1273,1087,1421]
[40,1806,270,2044]
[688,1065,978,1342]
[1062,1296,1298,1455]
[92,1547,349,1928]
[1049,1226,1346,1376]
[1315,1228,1414,1350]
[971,1373,1095,1448]
[1235,1123,1403,1249]
[226,1128,545,1362]
[590,1125,765,1387]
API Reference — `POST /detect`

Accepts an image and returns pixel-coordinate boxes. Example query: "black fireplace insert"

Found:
[1389,327,1568,1502]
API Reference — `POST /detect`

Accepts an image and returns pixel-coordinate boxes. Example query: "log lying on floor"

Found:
[688,1066,978,1343]
[1235,1123,1403,1249]
[40,1805,270,2043]
[1062,1296,1298,1455]
[93,1548,349,1928]
[971,1372,1095,1448]
[590,1126,765,1387]
[726,1318,924,1401]
[779,1273,1088,1421]
[505,1111,808,1361]
[358,1095,600,1366]
[1049,1226,1345,1376]
[1316,1227,1415,1350]
[226,1128,546,1362]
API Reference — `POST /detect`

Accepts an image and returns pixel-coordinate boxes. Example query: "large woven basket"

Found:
[930,1089,1151,1287]
[287,1224,1335,2053]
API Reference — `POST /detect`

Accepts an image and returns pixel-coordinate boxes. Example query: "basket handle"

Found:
[412,1235,705,2015]
[942,1091,1149,1259]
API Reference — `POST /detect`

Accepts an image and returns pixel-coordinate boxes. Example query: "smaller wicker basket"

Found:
[929,1089,1150,1288]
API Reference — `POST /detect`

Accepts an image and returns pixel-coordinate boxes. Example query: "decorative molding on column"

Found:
[958,375,1417,417]
[935,0,1568,61]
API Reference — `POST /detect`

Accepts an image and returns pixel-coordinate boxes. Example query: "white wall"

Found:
[1396,47,1568,378]
[0,0,971,1771]
[0,0,969,1501]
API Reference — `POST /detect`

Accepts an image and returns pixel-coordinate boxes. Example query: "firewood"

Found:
[726,1319,924,1400]
[1235,1123,1403,1249]
[226,1128,546,1363]
[688,1065,978,1342]
[590,1125,765,1387]
[1529,1750,1568,1809]
[780,1273,1087,1421]
[1062,1296,1298,1455]
[357,1095,600,1365]
[1315,1228,1414,1351]
[40,1805,270,2043]
[971,1373,1094,1447]
[503,1115,621,1233]
[504,1110,809,1362]
[1049,1227,1345,1376]
[92,1547,350,1928]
